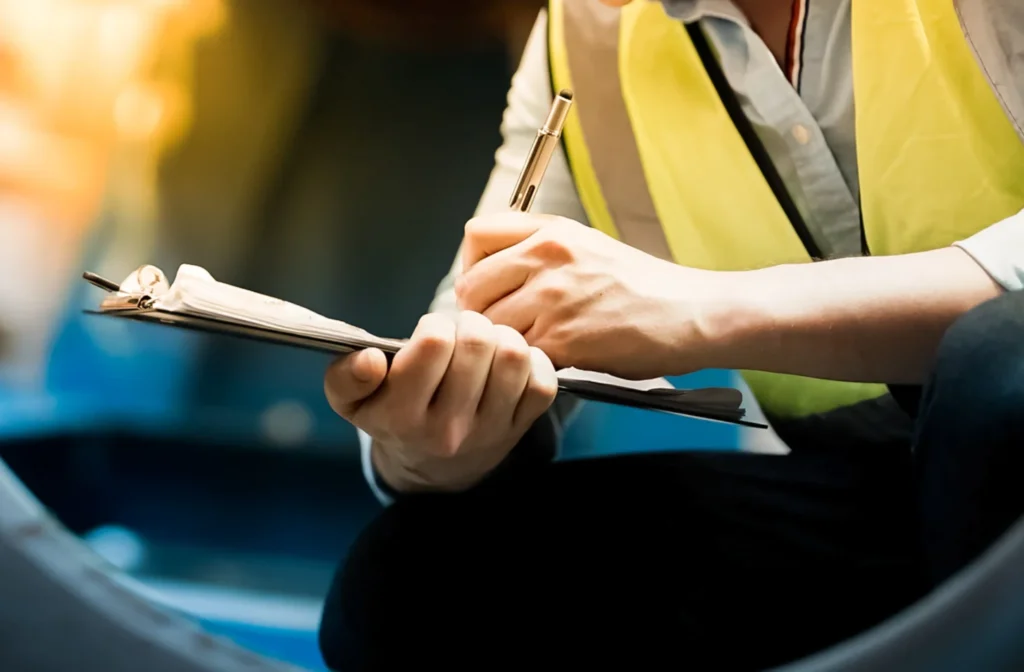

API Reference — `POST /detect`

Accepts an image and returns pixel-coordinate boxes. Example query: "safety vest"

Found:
[548,0,1024,419]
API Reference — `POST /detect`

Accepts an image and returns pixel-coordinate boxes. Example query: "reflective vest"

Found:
[548,0,1024,419]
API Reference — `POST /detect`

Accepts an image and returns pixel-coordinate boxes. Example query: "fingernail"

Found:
[350,350,374,382]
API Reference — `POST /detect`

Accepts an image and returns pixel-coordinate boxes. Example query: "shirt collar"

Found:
[660,0,748,25]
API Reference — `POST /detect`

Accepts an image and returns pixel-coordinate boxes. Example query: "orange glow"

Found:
[0,0,228,221]
[0,0,229,380]
[114,84,165,140]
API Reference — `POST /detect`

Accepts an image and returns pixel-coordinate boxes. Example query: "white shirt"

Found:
[362,1,1024,505]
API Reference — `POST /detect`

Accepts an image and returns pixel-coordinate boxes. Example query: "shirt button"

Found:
[791,124,811,145]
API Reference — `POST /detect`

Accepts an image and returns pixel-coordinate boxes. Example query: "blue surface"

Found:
[197,620,325,671]
[563,370,741,458]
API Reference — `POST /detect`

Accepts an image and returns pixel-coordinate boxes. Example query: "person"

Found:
[318,0,1024,669]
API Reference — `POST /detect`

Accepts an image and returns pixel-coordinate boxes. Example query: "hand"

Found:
[324,311,559,494]
[455,211,714,380]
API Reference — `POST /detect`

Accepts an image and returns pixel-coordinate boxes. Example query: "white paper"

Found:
[123,264,373,342]
[556,367,674,391]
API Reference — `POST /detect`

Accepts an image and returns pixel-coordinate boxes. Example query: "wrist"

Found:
[369,440,414,494]
[677,265,786,372]
[370,413,558,495]
[370,439,498,495]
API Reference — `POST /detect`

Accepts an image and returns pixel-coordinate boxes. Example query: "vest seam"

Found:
[955,3,1024,139]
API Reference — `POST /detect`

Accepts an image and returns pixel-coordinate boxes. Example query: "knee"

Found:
[317,496,501,670]
[318,503,422,671]
[317,515,381,671]
[927,290,1024,422]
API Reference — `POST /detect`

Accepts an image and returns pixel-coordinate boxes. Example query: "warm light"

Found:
[114,84,165,140]
[0,0,226,133]
[0,0,231,385]
[0,105,34,160]
[95,3,154,75]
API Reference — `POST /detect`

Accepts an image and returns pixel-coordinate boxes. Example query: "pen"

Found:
[82,271,122,293]
[508,89,573,213]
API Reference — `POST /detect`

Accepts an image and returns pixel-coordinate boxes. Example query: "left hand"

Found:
[454,211,711,380]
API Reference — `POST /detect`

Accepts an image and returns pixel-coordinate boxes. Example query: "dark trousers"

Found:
[318,290,1024,671]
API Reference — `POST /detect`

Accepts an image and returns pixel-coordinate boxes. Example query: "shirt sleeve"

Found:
[361,9,589,505]
[954,208,1024,292]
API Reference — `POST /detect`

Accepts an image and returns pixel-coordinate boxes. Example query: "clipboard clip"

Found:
[82,272,156,311]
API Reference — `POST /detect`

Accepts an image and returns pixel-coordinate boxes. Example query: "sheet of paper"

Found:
[556,367,674,392]
[149,265,376,342]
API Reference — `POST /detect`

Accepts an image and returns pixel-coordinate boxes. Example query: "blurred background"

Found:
[0,0,741,668]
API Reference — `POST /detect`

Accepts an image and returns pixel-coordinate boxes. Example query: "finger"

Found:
[480,286,537,335]
[455,244,533,315]
[513,347,559,429]
[382,313,457,413]
[476,325,534,425]
[432,311,497,418]
[324,348,388,419]
[461,211,551,271]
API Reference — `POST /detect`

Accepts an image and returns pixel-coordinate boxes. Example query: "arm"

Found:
[695,216,1023,385]
[361,10,587,504]
[698,1,1024,384]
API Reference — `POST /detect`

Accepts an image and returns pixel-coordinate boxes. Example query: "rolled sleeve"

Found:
[954,208,1024,292]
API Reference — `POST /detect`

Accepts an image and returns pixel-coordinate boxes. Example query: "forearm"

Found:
[699,246,1005,385]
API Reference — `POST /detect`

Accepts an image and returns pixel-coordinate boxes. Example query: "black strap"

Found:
[685,23,824,260]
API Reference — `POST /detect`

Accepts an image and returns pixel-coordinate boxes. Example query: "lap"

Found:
[321,446,922,671]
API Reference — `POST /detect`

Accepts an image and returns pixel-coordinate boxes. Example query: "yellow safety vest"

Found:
[549,0,1024,419]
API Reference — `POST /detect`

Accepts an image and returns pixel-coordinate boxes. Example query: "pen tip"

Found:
[557,89,573,101]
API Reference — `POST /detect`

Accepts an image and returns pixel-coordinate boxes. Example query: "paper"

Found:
[132,264,379,343]
[556,367,674,393]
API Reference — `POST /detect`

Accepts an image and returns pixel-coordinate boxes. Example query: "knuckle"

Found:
[463,216,484,238]
[531,232,573,264]
[495,345,531,369]
[529,346,557,377]
[496,346,531,370]
[537,281,568,303]
[492,325,531,365]
[526,382,558,406]
[420,333,454,353]
[455,311,495,352]
[415,313,456,351]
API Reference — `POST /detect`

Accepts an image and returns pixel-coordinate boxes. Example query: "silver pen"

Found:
[508,89,574,212]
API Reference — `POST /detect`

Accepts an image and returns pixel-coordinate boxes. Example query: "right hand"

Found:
[324,311,559,494]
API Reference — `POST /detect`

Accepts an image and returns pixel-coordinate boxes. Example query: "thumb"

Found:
[324,348,388,419]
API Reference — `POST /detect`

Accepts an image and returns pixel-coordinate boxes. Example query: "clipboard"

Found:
[81,266,767,429]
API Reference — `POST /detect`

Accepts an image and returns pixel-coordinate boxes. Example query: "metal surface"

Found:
[778,512,1024,672]
[0,457,303,672]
